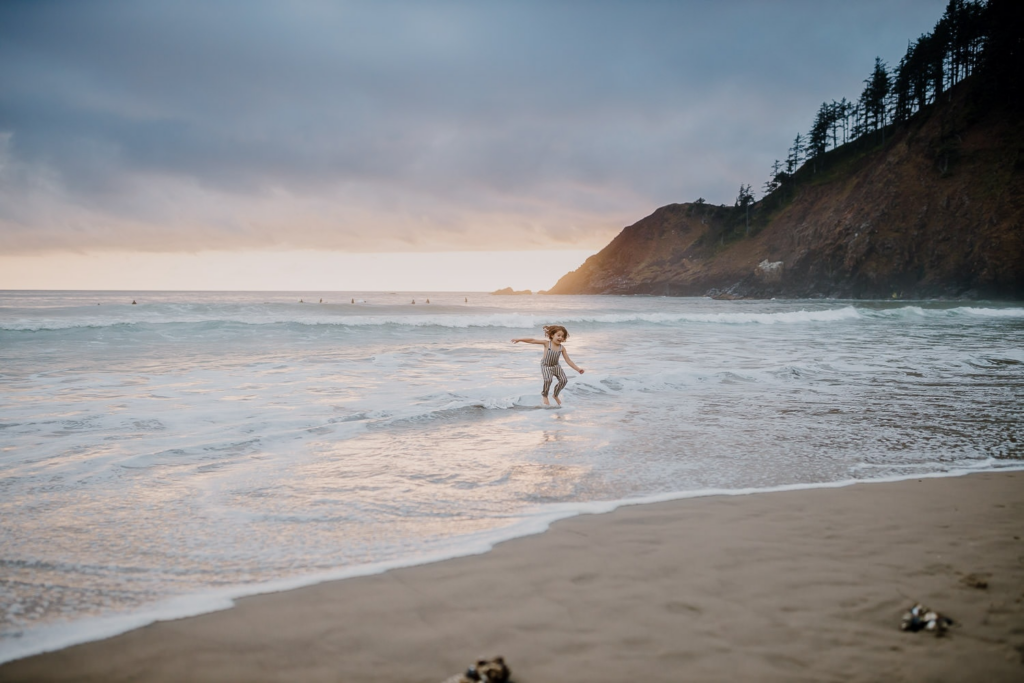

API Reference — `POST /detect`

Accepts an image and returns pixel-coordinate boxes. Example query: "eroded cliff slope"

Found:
[548,82,1023,299]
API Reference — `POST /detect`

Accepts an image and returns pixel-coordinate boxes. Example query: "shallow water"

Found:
[2,290,1022,661]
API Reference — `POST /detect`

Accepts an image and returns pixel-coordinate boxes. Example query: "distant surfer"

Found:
[131,300,136,305]
[511,325,585,406]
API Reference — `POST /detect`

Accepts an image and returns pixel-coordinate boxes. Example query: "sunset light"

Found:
[4,2,1021,678]
[0,249,596,292]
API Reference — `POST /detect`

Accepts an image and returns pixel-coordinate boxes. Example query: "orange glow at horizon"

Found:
[0,249,596,292]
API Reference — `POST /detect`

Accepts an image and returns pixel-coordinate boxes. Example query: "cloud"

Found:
[0,0,948,254]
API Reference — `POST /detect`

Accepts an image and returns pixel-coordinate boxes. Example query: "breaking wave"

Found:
[0,306,873,331]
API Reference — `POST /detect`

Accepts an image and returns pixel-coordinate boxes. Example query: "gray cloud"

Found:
[0,0,947,254]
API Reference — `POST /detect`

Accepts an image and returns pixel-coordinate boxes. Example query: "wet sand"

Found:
[2,471,1023,682]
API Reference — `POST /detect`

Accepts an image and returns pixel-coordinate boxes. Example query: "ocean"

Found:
[2,290,1023,662]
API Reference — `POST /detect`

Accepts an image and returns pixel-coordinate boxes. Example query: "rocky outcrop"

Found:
[491,287,533,295]
[755,259,784,283]
[547,80,1024,300]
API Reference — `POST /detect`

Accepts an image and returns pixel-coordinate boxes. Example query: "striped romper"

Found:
[541,341,568,398]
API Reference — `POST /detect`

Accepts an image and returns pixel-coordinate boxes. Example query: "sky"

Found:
[0,0,948,291]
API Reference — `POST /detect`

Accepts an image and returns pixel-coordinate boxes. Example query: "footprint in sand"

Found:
[664,601,702,615]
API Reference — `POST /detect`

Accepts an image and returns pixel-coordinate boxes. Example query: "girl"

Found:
[511,325,585,405]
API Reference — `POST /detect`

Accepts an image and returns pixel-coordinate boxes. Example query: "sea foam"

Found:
[2,292,1022,664]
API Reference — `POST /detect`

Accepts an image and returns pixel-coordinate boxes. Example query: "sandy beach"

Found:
[2,471,1023,682]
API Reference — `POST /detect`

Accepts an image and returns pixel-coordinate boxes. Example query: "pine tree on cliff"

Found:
[763,160,784,197]
[957,0,986,79]
[758,0,1000,211]
[859,57,891,142]
[833,98,851,145]
[978,0,1024,110]
[914,36,934,107]
[941,0,967,85]
[785,134,804,175]
[892,43,915,124]
[807,102,832,172]
[930,14,949,99]
[735,184,754,236]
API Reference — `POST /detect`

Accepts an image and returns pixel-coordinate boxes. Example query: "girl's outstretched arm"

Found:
[511,338,546,344]
[561,348,585,374]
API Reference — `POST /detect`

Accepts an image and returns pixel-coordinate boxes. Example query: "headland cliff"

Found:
[548,79,1023,300]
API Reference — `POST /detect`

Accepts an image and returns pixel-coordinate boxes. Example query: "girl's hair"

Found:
[543,325,569,340]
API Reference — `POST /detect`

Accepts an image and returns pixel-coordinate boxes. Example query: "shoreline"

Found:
[1,467,1018,668]
[2,470,1023,681]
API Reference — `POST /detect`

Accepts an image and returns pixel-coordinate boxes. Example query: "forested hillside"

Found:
[547,0,1023,299]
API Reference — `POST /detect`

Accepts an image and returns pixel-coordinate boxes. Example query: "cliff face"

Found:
[548,82,1024,299]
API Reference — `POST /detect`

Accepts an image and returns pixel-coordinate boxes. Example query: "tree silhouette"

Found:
[807,102,832,170]
[734,184,754,208]
[892,45,914,123]
[785,134,804,175]
[763,159,784,196]
[735,184,755,236]
[978,0,1024,109]
[834,98,852,145]
[755,0,1003,231]
[862,57,891,138]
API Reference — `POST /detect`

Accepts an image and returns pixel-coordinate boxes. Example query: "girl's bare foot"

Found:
[542,396,550,406]
[554,396,562,406]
